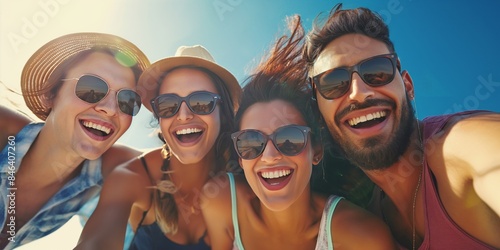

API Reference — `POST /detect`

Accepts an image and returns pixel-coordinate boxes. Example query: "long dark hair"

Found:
[235,16,321,149]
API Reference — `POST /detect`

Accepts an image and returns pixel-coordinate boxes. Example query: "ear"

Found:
[312,142,324,166]
[401,70,415,100]
[238,158,243,169]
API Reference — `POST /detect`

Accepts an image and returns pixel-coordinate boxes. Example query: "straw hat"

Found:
[21,32,151,120]
[137,45,241,112]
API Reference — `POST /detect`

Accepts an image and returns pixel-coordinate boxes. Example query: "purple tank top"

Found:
[419,110,496,249]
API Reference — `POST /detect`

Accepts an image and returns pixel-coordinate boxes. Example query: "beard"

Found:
[329,96,416,171]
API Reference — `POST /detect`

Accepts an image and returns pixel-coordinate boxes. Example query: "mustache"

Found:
[335,99,396,123]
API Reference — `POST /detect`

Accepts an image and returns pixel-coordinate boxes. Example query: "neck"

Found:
[168,150,218,196]
[259,187,319,234]
[364,121,423,220]
[17,126,85,186]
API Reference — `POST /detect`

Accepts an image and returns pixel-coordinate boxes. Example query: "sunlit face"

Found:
[238,100,319,211]
[45,52,136,160]
[158,68,221,165]
[312,34,415,170]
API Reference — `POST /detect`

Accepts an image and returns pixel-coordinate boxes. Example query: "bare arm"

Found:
[443,112,500,216]
[75,158,152,250]
[101,144,142,178]
[201,173,234,250]
[331,199,398,250]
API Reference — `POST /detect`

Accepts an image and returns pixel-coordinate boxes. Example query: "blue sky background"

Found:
[1,0,499,248]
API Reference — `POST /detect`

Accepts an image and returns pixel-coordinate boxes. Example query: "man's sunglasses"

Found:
[62,74,141,116]
[231,125,311,160]
[151,91,221,118]
[310,53,400,99]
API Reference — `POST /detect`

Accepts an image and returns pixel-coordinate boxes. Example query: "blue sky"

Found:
[2,0,500,150]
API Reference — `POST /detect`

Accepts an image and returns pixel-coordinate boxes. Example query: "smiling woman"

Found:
[75,45,241,250]
[0,32,150,249]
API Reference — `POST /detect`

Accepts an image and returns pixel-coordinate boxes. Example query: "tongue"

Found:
[86,127,107,137]
[353,117,385,129]
[177,132,202,143]
[264,175,289,185]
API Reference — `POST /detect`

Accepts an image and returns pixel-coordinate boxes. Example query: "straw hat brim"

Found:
[21,32,150,120]
[137,56,241,113]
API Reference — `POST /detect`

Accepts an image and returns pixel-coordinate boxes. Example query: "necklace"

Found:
[412,167,423,250]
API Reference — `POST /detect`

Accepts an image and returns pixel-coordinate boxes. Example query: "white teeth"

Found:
[261,169,292,179]
[176,128,202,135]
[82,121,111,135]
[348,111,387,127]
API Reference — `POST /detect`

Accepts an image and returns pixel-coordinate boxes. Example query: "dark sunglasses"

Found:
[62,74,141,116]
[231,125,311,160]
[310,53,400,99]
[151,91,221,118]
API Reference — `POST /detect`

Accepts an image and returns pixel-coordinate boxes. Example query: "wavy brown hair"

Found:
[235,15,321,148]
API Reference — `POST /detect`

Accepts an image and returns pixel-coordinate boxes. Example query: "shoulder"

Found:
[201,173,233,211]
[429,111,500,174]
[201,173,252,221]
[100,150,160,210]
[100,144,143,178]
[331,199,397,250]
[0,105,32,148]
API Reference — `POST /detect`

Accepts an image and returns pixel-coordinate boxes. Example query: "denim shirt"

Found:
[0,122,103,249]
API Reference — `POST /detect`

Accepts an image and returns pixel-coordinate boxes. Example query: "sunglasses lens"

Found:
[235,131,266,160]
[360,57,394,86]
[188,92,217,115]
[318,69,350,99]
[153,95,179,118]
[117,90,141,116]
[275,126,306,156]
[75,75,108,103]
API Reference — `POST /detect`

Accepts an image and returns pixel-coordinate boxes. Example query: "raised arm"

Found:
[75,158,152,250]
[200,173,235,250]
[443,112,500,216]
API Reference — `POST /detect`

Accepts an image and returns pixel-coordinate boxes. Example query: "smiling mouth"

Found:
[347,111,387,129]
[259,169,293,186]
[81,120,113,137]
[175,128,203,143]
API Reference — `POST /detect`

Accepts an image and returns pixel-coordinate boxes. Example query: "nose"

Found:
[348,72,375,102]
[94,91,118,116]
[176,101,194,121]
[259,139,282,163]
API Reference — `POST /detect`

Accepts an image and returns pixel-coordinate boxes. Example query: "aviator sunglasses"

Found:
[151,91,221,118]
[311,53,400,99]
[62,74,142,116]
[231,125,311,160]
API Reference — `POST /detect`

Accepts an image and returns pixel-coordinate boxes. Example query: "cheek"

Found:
[159,119,172,140]
[317,99,338,125]
[119,115,133,131]
[207,110,222,136]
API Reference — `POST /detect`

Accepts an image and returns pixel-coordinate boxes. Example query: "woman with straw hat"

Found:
[76,45,241,250]
[0,32,150,249]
